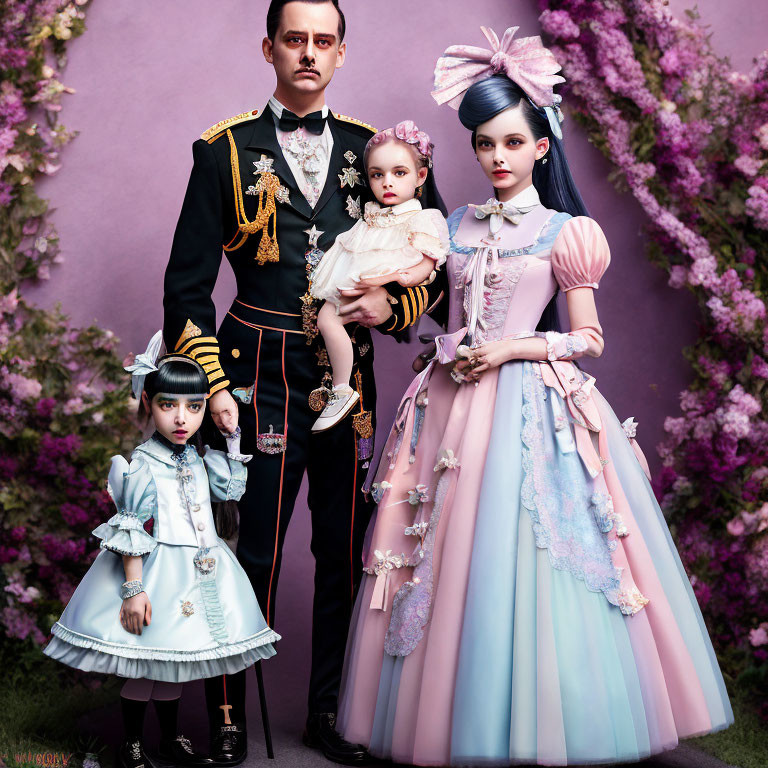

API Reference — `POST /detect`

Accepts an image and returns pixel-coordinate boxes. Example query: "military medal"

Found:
[256,425,287,454]
[308,373,333,412]
[352,372,374,460]
[301,225,325,344]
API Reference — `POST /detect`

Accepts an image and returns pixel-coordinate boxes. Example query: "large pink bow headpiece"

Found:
[432,26,565,134]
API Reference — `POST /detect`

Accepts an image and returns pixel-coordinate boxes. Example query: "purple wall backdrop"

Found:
[24,0,767,731]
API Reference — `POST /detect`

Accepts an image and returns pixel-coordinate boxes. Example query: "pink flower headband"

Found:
[431,26,566,139]
[365,120,434,168]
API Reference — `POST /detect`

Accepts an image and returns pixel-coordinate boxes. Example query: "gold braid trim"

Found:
[202,109,260,142]
[332,112,377,133]
[227,130,280,264]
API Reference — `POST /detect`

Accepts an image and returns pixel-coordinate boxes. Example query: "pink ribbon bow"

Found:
[367,120,434,162]
[432,26,565,110]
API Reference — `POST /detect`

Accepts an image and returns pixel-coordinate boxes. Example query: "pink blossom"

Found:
[0,288,18,314]
[0,605,45,644]
[726,517,745,536]
[539,9,580,40]
[749,626,768,647]
[4,371,42,401]
[746,184,768,229]
[63,397,85,415]
[668,265,688,289]
[734,155,763,177]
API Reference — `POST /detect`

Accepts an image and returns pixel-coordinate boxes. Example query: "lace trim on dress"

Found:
[383,448,460,657]
[520,362,625,608]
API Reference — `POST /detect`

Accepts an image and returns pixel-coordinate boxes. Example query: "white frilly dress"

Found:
[310,199,449,304]
[43,434,279,683]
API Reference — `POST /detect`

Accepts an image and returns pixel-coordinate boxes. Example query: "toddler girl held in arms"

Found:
[309,120,449,432]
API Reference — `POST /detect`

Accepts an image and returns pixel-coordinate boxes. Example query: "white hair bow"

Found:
[124,329,164,400]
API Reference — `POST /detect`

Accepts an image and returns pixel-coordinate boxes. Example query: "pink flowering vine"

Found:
[540,0,768,714]
[1,2,138,655]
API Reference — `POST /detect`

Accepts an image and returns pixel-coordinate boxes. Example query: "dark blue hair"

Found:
[458,75,588,332]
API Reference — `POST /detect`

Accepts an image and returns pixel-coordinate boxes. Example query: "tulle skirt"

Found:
[338,360,732,766]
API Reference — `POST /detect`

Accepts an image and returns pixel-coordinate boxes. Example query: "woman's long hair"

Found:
[458,75,588,332]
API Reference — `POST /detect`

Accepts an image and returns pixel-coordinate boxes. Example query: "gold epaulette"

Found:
[332,112,377,133]
[202,109,260,143]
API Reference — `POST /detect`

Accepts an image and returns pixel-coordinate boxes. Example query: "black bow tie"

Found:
[277,109,327,135]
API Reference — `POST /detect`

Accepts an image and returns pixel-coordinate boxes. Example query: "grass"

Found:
[2,641,767,768]
[692,692,768,768]
[0,642,118,768]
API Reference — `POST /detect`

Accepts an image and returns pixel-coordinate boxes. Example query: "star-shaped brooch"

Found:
[345,195,361,219]
[339,166,362,188]
[304,225,324,248]
[253,154,275,174]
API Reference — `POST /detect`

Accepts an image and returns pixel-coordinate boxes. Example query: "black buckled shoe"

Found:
[117,739,155,768]
[302,713,371,766]
[157,735,214,767]
[208,724,247,767]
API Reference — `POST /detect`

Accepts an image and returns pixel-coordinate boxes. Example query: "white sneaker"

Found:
[311,386,360,433]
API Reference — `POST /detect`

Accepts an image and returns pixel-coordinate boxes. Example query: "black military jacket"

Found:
[163,107,446,394]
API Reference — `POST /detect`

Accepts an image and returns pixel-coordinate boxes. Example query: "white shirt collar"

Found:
[502,183,540,208]
[268,95,329,119]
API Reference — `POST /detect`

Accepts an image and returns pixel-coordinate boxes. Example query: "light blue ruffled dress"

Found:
[44,434,279,683]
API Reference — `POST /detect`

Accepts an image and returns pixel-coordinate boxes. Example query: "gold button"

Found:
[231,348,240,358]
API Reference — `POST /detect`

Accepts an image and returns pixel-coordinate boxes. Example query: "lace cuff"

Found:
[225,429,253,464]
[93,513,157,556]
[545,331,589,362]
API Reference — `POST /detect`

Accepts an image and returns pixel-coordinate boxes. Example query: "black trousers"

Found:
[206,300,376,725]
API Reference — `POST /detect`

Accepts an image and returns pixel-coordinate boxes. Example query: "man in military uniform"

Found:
[163,0,445,765]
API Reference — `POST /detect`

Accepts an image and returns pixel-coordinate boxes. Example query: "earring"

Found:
[415,185,423,198]
[541,157,548,164]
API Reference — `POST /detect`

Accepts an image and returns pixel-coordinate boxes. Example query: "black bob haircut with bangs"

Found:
[266,0,346,42]
[142,357,209,401]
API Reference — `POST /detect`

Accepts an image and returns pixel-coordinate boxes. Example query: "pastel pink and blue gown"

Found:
[337,200,732,766]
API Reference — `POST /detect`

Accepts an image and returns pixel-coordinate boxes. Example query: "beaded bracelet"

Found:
[120,579,144,600]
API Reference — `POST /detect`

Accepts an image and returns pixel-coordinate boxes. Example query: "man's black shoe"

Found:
[157,735,214,767]
[208,724,247,767]
[302,713,371,765]
[117,739,155,768]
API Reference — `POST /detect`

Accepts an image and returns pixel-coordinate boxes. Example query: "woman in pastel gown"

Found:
[336,27,732,767]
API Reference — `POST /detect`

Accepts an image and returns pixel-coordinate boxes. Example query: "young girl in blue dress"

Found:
[44,332,278,768]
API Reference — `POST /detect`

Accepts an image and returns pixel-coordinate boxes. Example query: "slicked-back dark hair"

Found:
[266,0,345,42]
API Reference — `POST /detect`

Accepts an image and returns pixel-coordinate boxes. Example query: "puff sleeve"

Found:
[550,216,611,291]
[202,430,251,503]
[406,209,450,267]
[546,217,611,361]
[92,455,158,556]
